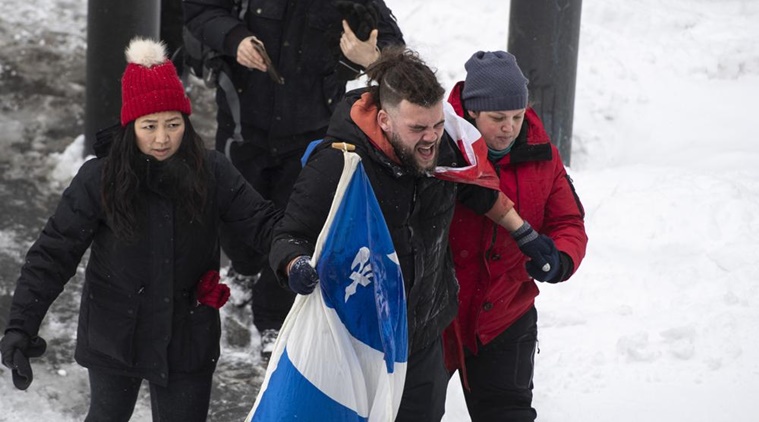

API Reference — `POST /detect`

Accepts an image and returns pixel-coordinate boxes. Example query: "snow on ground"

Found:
[1,0,758,420]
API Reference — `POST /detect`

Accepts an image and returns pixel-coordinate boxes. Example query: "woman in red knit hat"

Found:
[0,37,280,420]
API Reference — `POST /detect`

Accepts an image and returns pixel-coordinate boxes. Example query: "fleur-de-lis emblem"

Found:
[345,246,372,302]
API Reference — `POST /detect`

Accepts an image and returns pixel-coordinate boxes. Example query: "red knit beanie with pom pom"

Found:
[120,37,191,126]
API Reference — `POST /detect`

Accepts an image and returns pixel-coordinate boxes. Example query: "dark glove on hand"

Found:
[335,0,379,40]
[334,0,380,80]
[197,270,231,309]
[288,256,319,295]
[511,222,561,283]
[0,329,47,390]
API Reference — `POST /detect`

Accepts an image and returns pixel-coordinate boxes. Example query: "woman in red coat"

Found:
[445,51,588,421]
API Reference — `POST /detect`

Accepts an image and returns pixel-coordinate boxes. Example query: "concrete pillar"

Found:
[508,0,582,165]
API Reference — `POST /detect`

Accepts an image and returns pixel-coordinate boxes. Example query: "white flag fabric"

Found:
[246,151,408,422]
[433,101,501,191]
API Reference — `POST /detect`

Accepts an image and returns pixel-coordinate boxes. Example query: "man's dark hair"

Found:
[365,46,445,109]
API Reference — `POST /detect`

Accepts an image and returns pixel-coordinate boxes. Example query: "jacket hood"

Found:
[325,88,414,179]
[93,122,121,158]
[326,88,402,163]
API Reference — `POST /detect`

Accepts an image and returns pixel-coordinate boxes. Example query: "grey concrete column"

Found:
[508,0,582,165]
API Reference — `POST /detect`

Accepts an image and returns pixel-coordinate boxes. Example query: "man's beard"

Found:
[388,132,439,177]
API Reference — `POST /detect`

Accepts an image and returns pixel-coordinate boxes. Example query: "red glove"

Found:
[196,270,230,309]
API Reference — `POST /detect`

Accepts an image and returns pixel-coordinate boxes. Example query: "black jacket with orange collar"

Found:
[270,88,502,353]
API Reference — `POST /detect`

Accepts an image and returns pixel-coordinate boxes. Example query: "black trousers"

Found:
[85,368,213,422]
[396,337,449,422]
[217,123,325,332]
[461,306,538,422]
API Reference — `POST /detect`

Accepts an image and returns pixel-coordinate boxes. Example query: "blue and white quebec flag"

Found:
[246,150,408,422]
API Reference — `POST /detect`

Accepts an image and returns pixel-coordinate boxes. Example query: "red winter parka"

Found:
[445,82,588,367]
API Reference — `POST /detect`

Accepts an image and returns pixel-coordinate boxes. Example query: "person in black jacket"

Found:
[0,38,279,421]
[270,46,558,422]
[183,0,405,359]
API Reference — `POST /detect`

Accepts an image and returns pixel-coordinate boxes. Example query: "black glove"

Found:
[288,256,320,295]
[334,0,380,80]
[0,329,47,390]
[511,222,561,283]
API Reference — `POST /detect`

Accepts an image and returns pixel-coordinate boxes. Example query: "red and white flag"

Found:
[434,102,500,191]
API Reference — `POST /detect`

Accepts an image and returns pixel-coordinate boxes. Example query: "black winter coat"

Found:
[269,90,498,353]
[6,150,278,385]
[184,0,405,155]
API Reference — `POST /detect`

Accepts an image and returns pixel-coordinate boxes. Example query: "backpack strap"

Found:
[218,68,244,159]
[300,139,325,167]
[221,0,248,159]
[238,0,249,20]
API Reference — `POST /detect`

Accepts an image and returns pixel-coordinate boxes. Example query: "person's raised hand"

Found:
[340,20,380,68]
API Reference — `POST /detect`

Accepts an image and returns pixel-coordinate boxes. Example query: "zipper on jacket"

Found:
[407,183,419,288]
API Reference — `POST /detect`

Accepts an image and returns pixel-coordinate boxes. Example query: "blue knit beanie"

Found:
[462,51,529,112]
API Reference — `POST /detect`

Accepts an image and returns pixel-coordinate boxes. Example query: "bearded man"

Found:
[269,46,555,422]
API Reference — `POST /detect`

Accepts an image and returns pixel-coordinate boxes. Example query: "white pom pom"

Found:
[125,37,167,67]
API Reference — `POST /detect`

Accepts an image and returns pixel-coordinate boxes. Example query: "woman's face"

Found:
[469,109,526,151]
[134,111,185,161]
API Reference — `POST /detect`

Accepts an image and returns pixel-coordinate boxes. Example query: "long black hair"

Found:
[101,114,208,241]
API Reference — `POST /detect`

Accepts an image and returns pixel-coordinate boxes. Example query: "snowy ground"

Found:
[1,0,759,421]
